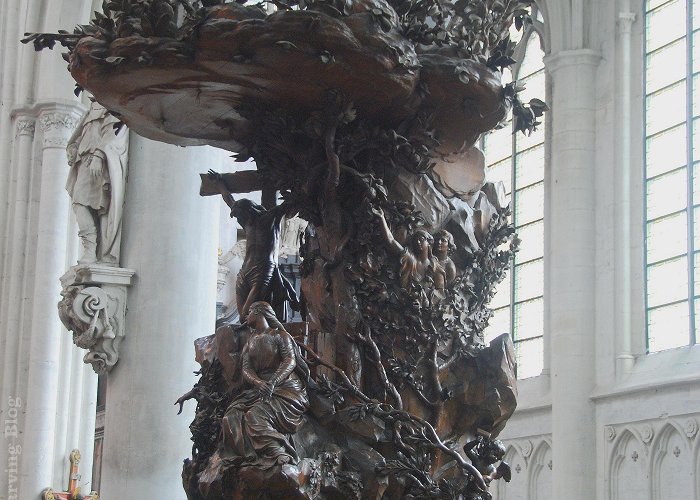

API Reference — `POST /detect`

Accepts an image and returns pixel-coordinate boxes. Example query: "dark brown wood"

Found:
[26,1,544,498]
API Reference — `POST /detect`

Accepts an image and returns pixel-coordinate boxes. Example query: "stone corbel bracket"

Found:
[58,264,135,374]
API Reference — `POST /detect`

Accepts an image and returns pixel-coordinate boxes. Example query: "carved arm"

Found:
[372,207,405,256]
[241,344,266,390]
[268,330,297,387]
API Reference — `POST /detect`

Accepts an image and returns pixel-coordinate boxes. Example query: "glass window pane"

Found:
[646,81,687,136]
[514,337,544,379]
[518,34,544,79]
[515,146,544,189]
[515,220,544,264]
[518,70,545,104]
[647,37,686,94]
[490,272,512,310]
[694,251,700,292]
[486,157,512,195]
[694,73,700,117]
[515,182,544,226]
[646,0,686,52]
[647,211,689,263]
[513,297,543,341]
[646,124,687,178]
[484,125,513,164]
[485,306,511,344]
[648,301,690,352]
[516,122,545,152]
[693,120,700,159]
[647,256,689,307]
[694,162,700,206]
[514,258,544,302]
[646,168,688,220]
[647,0,674,11]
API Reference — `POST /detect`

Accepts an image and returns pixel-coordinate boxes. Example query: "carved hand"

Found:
[207,169,223,183]
[370,205,384,219]
[259,381,274,401]
[89,155,104,178]
[67,144,78,167]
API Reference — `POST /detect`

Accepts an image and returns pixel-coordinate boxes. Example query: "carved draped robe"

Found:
[221,327,309,468]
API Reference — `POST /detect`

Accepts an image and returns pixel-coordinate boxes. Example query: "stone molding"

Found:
[39,110,80,134]
[15,118,36,138]
[58,264,135,374]
[604,413,700,499]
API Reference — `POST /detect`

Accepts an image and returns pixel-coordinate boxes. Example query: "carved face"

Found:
[412,230,433,254]
[245,308,260,326]
[434,230,454,256]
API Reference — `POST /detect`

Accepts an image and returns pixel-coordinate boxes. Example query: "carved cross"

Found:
[42,450,99,500]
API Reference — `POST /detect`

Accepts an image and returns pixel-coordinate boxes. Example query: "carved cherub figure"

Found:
[433,229,457,287]
[463,430,512,485]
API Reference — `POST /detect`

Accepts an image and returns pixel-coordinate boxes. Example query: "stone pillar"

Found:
[99,136,222,499]
[18,102,83,499]
[544,49,601,500]
[615,9,637,377]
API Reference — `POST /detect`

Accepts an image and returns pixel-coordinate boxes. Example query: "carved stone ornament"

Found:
[58,264,135,374]
[685,418,698,438]
[39,111,80,133]
[605,426,617,442]
[521,439,533,457]
[640,424,654,444]
[15,118,36,138]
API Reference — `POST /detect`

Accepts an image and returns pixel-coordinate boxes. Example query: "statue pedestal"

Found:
[58,263,135,374]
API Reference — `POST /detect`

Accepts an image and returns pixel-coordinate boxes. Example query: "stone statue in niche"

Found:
[220,301,309,468]
[208,170,299,322]
[66,101,128,265]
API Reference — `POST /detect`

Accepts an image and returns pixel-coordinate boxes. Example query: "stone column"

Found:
[99,135,222,499]
[615,8,637,377]
[544,49,601,500]
[18,102,83,499]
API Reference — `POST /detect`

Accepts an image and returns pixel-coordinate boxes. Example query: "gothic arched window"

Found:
[482,11,546,379]
[643,0,700,351]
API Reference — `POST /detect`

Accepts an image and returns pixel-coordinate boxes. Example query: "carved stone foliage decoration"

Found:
[29,0,547,498]
[58,265,134,374]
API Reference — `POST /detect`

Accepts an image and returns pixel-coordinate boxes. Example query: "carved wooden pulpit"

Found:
[42,450,98,500]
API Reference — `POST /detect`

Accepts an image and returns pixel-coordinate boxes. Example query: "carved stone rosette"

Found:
[58,264,135,374]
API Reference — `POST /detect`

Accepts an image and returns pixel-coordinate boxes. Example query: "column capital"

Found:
[618,12,637,33]
[544,49,602,76]
[36,101,86,148]
[12,109,37,139]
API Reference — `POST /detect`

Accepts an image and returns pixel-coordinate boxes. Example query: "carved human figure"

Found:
[66,101,128,265]
[208,170,298,321]
[221,301,309,468]
[372,206,446,289]
[463,432,511,485]
[434,229,457,287]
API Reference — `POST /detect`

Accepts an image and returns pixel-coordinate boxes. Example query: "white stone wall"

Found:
[0,0,698,499]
